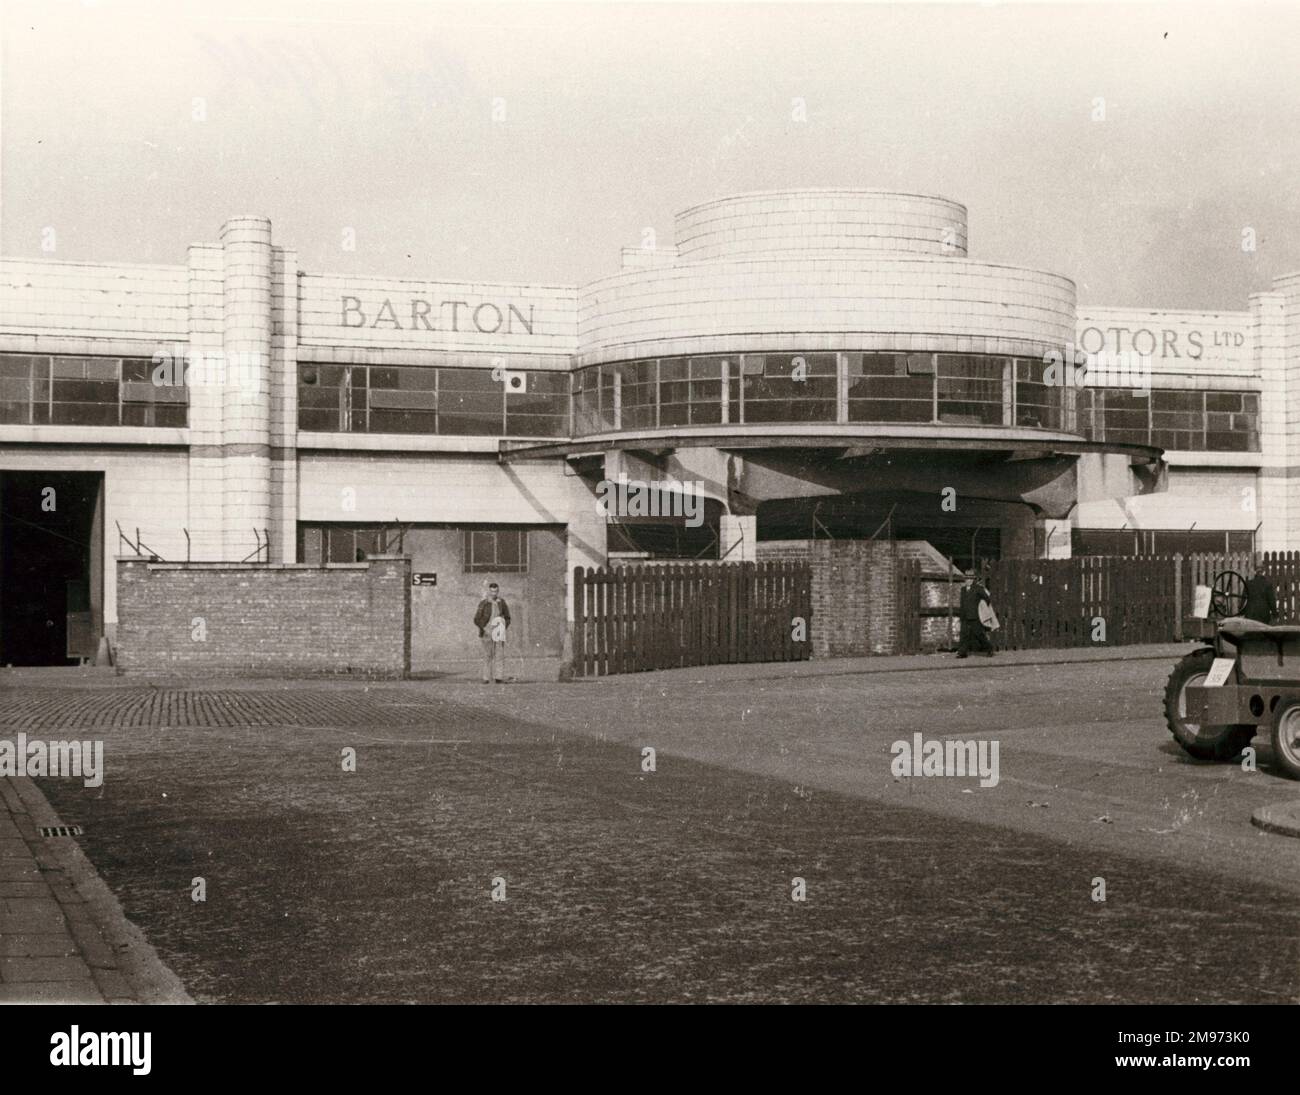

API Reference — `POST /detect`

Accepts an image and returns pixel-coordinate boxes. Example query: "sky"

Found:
[2,0,1298,310]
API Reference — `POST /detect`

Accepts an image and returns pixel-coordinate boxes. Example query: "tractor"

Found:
[1164,569,1300,779]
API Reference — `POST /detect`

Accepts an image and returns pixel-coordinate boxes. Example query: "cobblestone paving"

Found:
[0,687,498,731]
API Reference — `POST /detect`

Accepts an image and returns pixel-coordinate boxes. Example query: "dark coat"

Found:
[959,582,990,623]
[474,597,511,637]
[1242,575,1277,624]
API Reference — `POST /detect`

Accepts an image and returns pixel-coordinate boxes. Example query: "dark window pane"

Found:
[1155,390,1203,412]
[117,356,151,382]
[300,408,343,431]
[53,380,118,402]
[0,356,37,380]
[524,371,568,394]
[504,414,567,437]
[367,389,438,411]
[155,404,187,427]
[496,532,521,568]
[367,409,438,434]
[439,413,502,435]
[438,368,495,392]
[52,402,118,426]
[52,357,118,381]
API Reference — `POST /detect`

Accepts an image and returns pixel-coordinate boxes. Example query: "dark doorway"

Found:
[0,471,102,666]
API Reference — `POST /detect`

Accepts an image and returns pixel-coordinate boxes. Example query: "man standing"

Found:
[1242,572,1278,624]
[956,575,996,658]
[474,582,511,683]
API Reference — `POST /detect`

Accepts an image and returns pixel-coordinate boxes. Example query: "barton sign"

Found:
[340,295,536,335]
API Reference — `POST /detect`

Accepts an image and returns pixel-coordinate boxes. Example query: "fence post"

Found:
[1173,554,1183,641]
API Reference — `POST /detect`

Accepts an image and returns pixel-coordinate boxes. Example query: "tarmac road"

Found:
[16,649,1300,1003]
[449,651,1300,895]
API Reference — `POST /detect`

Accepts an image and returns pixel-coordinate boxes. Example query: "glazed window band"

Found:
[0,352,1261,451]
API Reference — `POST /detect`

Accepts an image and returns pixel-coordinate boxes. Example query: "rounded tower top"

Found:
[673,188,968,260]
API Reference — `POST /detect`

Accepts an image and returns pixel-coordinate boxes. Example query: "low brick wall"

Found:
[755,540,814,563]
[115,555,410,677]
[807,540,900,657]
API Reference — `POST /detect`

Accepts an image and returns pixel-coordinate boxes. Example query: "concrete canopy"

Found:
[501,423,1166,521]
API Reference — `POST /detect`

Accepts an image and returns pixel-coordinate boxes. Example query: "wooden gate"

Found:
[896,557,923,654]
[572,561,812,676]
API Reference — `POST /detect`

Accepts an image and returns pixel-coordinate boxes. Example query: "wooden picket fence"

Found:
[1255,552,1300,623]
[983,555,1179,650]
[573,551,1300,672]
[982,551,1300,652]
[572,561,812,676]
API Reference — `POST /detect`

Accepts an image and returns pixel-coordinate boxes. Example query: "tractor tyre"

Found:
[1269,700,1300,780]
[1163,648,1256,761]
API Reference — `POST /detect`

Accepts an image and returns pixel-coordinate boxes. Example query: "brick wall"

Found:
[807,539,900,657]
[115,555,410,677]
[755,540,813,562]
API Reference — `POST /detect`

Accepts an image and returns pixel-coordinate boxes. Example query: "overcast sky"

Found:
[2,1,1298,310]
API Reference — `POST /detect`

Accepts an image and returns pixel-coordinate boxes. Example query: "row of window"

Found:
[0,355,187,428]
[0,353,1263,453]
[1076,389,1260,452]
[572,353,1066,432]
[298,363,569,436]
[299,524,529,571]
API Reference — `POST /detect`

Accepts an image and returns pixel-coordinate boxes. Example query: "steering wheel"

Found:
[1211,569,1247,619]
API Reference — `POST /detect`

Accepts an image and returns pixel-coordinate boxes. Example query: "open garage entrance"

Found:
[0,470,104,666]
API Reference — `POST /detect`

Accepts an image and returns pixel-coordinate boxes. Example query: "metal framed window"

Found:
[462,528,528,573]
[0,354,188,428]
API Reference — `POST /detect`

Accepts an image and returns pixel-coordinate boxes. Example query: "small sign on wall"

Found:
[412,572,437,587]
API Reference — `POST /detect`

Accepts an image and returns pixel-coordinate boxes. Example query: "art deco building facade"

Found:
[0,189,1289,667]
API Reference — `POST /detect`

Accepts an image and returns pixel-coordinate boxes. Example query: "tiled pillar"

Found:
[220,216,273,560]
[186,243,225,560]
[269,245,299,562]
[1253,290,1288,550]
[1279,273,1300,550]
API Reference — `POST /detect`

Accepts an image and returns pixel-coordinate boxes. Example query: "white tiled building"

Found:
[0,189,1291,666]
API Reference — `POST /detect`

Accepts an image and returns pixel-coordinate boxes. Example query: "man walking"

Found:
[956,574,996,658]
[474,582,511,683]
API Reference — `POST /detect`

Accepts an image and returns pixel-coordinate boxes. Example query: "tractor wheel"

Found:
[1270,701,1300,780]
[1163,648,1256,761]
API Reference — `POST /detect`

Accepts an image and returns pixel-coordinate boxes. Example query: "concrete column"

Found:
[220,216,274,560]
[1036,517,1072,558]
[720,514,756,561]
